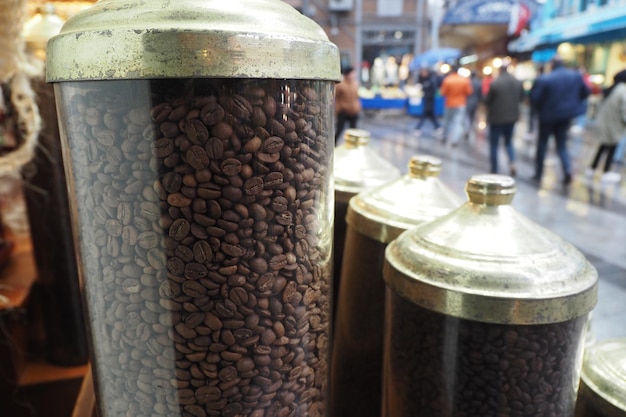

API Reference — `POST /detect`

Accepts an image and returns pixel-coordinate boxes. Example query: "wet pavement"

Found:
[346,105,626,343]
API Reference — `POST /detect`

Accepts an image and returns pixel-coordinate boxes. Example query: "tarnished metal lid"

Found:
[334,129,401,203]
[46,0,340,82]
[347,155,462,243]
[384,174,598,325]
[580,338,626,416]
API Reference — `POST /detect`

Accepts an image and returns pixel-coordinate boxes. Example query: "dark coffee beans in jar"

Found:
[382,291,587,417]
[58,78,332,417]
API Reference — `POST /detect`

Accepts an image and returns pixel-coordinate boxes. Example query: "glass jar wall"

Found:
[46,1,340,415]
[54,76,334,417]
[384,292,588,417]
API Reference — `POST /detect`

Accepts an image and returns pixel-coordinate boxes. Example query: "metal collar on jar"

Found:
[347,155,462,243]
[46,0,340,82]
[384,174,598,325]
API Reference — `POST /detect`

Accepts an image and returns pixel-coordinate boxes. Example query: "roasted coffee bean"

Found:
[186,145,210,170]
[211,121,233,141]
[220,158,243,176]
[261,136,284,154]
[227,94,253,120]
[205,137,224,159]
[200,102,225,126]
[62,79,331,417]
[186,119,209,145]
[244,177,264,195]
[383,293,587,417]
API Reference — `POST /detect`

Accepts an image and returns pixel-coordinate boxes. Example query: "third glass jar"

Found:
[383,174,598,417]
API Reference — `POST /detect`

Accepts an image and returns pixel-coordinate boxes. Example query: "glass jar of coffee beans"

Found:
[332,128,400,318]
[46,1,340,417]
[330,155,461,417]
[383,174,598,417]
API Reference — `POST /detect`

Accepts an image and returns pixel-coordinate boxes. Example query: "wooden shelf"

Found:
[0,230,90,416]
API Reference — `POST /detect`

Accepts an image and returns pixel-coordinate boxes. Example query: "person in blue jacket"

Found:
[530,55,591,185]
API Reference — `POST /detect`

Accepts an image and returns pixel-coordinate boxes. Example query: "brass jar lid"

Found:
[384,174,598,325]
[347,155,462,243]
[580,338,626,417]
[334,129,401,203]
[46,0,340,82]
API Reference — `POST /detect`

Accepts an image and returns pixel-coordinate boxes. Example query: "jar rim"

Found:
[46,0,340,82]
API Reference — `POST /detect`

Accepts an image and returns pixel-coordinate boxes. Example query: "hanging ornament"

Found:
[0,0,42,258]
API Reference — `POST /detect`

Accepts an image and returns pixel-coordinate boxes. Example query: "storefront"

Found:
[527,4,626,88]
[357,28,417,110]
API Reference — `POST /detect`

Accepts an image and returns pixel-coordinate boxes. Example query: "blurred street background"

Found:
[345,104,626,343]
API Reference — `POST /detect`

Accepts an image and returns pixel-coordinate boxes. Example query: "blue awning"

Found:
[442,0,515,25]
[531,48,557,63]
[533,6,626,46]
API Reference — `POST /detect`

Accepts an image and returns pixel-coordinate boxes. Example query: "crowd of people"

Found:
[334,54,625,185]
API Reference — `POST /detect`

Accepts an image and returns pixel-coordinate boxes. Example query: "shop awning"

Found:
[533,5,626,46]
[442,0,515,25]
[439,0,520,51]
[439,23,510,51]
[409,47,461,70]
[507,33,539,53]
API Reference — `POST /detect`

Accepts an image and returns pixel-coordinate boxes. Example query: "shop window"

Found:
[340,51,352,72]
[377,0,402,16]
[555,0,577,15]
[363,30,415,45]
[581,0,607,11]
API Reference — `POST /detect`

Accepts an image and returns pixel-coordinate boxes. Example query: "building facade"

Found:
[290,0,534,86]
[287,0,433,86]
[515,0,626,87]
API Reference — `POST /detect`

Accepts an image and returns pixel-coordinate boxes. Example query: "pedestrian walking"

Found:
[335,66,362,144]
[484,64,525,176]
[526,65,544,140]
[614,136,626,165]
[415,67,441,135]
[482,72,493,96]
[529,55,591,185]
[586,69,626,182]
[440,65,473,146]
[465,71,483,141]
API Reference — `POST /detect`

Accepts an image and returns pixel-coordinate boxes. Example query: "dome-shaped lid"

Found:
[334,129,401,203]
[580,338,626,416]
[347,155,462,243]
[46,0,340,82]
[384,174,598,325]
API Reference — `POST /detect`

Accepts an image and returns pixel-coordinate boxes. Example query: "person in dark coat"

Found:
[415,67,440,134]
[529,55,591,185]
[526,65,545,138]
[484,64,525,176]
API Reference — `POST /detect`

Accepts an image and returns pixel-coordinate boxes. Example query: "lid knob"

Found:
[408,155,441,179]
[343,129,370,148]
[466,174,516,205]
